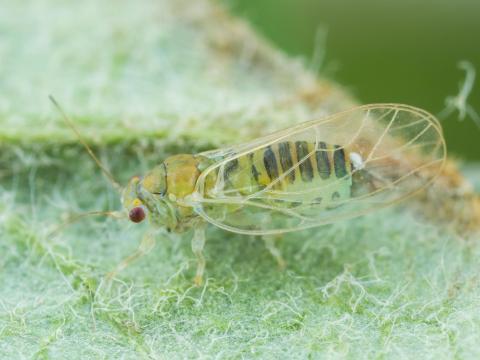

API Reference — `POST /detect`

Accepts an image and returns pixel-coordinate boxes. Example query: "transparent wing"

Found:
[189,104,446,235]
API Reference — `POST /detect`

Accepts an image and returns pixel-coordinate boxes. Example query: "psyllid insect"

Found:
[51,98,446,285]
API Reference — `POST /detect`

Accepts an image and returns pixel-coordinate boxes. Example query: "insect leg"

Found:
[191,222,208,286]
[262,235,286,269]
[105,230,156,281]
[257,213,286,269]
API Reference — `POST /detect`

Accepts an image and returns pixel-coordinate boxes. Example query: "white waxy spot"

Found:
[350,152,365,170]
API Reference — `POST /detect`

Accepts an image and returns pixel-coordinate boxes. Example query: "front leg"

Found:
[106,230,156,282]
[191,222,207,286]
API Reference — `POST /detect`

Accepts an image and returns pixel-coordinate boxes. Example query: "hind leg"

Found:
[263,235,286,270]
[191,222,207,286]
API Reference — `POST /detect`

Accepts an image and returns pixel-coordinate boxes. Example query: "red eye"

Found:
[129,207,146,223]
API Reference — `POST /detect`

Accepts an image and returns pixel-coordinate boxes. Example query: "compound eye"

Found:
[129,207,146,223]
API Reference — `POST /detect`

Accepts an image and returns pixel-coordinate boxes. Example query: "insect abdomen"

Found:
[221,141,352,196]
[259,141,349,187]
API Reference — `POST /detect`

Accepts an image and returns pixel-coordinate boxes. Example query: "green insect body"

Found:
[123,142,354,233]
[52,99,446,286]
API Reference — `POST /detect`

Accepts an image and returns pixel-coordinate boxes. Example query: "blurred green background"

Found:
[225,0,480,161]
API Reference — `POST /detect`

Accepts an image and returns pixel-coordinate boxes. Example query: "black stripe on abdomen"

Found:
[224,158,239,183]
[295,141,313,182]
[333,145,348,178]
[249,153,260,183]
[278,142,295,183]
[316,141,331,180]
[263,146,279,181]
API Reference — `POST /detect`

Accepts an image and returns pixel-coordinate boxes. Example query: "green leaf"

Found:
[1,0,479,358]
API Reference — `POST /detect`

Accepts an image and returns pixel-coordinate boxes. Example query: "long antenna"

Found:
[48,210,126,237]
[49,95,123,193]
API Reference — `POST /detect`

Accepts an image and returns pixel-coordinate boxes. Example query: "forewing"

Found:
[191,104,446,235]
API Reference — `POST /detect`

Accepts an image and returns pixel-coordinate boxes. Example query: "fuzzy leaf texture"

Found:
[1,0,479,359]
